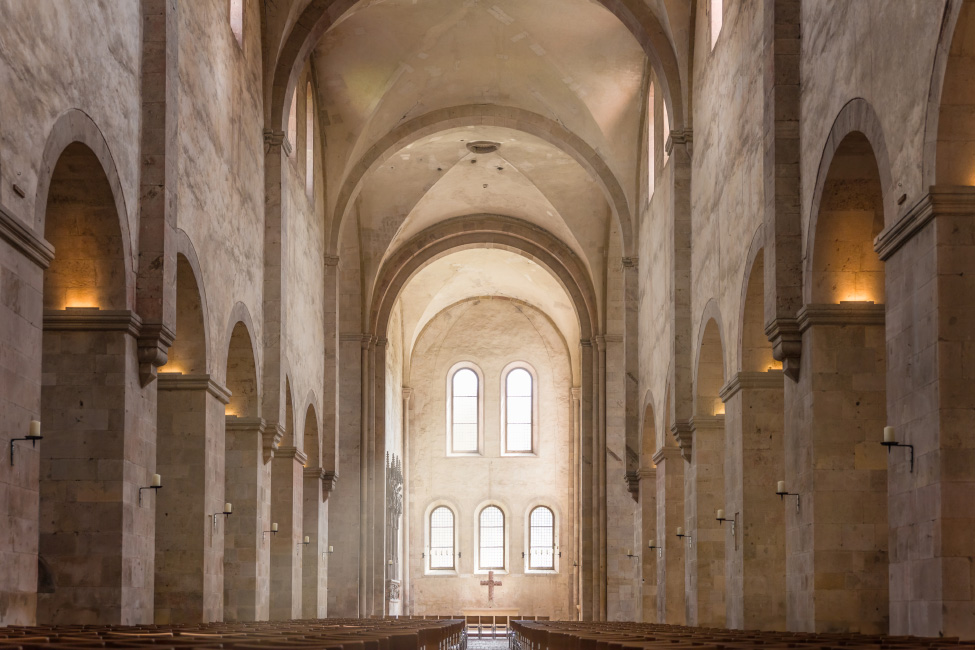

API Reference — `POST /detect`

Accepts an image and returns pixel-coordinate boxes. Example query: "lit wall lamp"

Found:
[776,481,800,512]
[263,522,279,540]
[212,503,233,530]
[10,420,42,465]
[625,548,639,559]
[882,426,914,472]
[139,473,163,506]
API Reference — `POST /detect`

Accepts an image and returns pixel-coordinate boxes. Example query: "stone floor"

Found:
[467,639,510,650]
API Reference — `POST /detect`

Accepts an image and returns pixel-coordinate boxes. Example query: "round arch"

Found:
[693,299,727,418]
[174,228,212,374]
[922,0,967,188]
[330,105,635,258]
[220,301,262,401]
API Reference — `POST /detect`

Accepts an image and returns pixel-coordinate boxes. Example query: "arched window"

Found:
[647,82,655,200]
[529,506,555,570]
[229,0,243,47]
[287,87,297,155]
[479,506,505,570]
[429,506,455,569]
[449,366,480,453]
[306,82,315,198]
[710,0,723,50]
[503,366,533,453]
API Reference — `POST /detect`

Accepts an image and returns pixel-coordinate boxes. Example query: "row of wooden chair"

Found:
[465,616,552,640]
[0,618,465,650]
[510,621,975,650]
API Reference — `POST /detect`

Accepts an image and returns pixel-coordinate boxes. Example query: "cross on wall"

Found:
[480,571,502,601]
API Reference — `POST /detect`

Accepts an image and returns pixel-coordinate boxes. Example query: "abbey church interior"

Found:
[1,0,974,645]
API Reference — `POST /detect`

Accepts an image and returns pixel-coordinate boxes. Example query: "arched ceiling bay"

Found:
[395,248,581,382]
[312,0,647,205]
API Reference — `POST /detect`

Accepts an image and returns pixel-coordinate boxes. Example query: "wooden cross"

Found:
[480,570,502,601]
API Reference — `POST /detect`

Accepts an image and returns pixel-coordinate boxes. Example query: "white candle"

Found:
[304,536,310,544]
[676,527,683,536]
[648,539,654,548]
[884,426,896,443]
[777,480,785,494]
[29,420,41,438]
[328,545,334,553]
[271,522,279,532]
[626,548,632,556]
[150,473,162,488]
[716,509,724,520]
[224,502,233,514]
[388,559,394,565]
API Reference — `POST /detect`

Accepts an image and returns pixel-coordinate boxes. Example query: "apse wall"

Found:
[407,298,575,619]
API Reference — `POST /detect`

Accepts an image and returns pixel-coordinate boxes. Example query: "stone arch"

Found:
[370,215,598,342]
[303,400,320,468]
[162,253,208,375]
[284,375,296,448]
[640,391,657,463]
[172,229,212,372]
[266,0,685,139]
[330,105,635,257]
[805,99,895,301]
[738,226,775,373]
[224,310,261,419]
[693,301,726,417]
[35,109,134,306]
[925,0,975,186]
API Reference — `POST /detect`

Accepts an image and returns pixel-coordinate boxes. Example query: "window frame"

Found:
[476,503,508,574]
[500,361,538,456]
[425,503,458,575]
[525,505,558,573]
[445,361,484,456]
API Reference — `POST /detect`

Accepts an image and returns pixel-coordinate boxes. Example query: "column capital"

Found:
[764,316,802,381]
[651,445,681,466]
[670,419,693,461]
[718,370,784,402]
[275,445,309,466]
[324,255,340,266]
[157,372,232,404]
[0,204,54,269]
[797,302,885,332]
[665,128,693,156]
[263,129,293,156]
[137,322,177,387]
[875,186,975,261]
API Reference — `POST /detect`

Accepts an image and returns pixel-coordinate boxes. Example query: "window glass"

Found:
[505,368,532,452]
[452,368,478,452]
[529,506,555,569]
[430,507,454,569]
[479,506,504,569]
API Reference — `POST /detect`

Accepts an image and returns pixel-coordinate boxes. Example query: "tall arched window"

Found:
[449,366,480,453]
[287,87,297,155]
[503,366,533,453]
[647,82,655,200]
[305,82,314,199]
[429,506,455,569]
[710,0,723,50]
[529,506,555,570]
[479,506,505,570]
[229,0,243,47]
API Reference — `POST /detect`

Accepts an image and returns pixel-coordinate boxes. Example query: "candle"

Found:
[271,523,279,532]
[777,480,785,494]
[648,539,654,548]
[716,509,724,520]
[29,420,41,438]
[388,559,394,565]
[626,548,632,556]
[676,527,683,536]
[304,536,310,544]
[150,474,162,488]
[328,545,334,553]
[224,502,233,514]
[884,426,895,443]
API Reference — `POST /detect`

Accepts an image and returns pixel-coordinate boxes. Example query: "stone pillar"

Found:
[875,188,975,638]
[785,303,888,633]
[720,371,786,630]
[639,467,657,622]
[571,386,582,620]
[400,387,413,614]
[301,467,332,619]
[270,445,306,620]
[223,416,270,622]
[154,374,230,624]
[686,416,726,627]
[653,445,685,624]
[580,339,596,619]
[38,309,155,625]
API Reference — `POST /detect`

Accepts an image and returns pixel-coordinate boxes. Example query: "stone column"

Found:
[720,371,786,630]
[401,387,413,614]
[301,467,333,619]
[223,416,269,622]
[580,339,596,619]
[653,445,685,624]
[571,386,582,620]
[270,445,306,620]
[785,303,888,633]
[154,373,230,624]
[639,467,657,622]
[686,416,726,627]
[875,188,975,638]
[38,309,155,625]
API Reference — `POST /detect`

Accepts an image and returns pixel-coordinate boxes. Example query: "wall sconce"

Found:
[716,509,737,539]
[648,539,658,550]
[139,474,163,506]
[676,527,691,547]
[212,503,233,530]
[882,426,914,472]
[625,548,639,558]
[297,535,310,549]
[776,481,800,512]
[323,545,334,562]
[263,522,279,539]
[10,420,42,465]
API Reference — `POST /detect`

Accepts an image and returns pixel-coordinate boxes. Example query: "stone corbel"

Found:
[263,129,292,157]
[303,466,339,501]
[137,322,176,387]
[276,445,309,466]
[670,420,693,461]
[765,316,802,382]
[624,470,640,498]
[262,422,285,463]
[666,128,693,157]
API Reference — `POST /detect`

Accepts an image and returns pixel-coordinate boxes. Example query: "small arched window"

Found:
[479,506,505,570]
[450,366,479,453]
[647,82,655,200]
[287,87,297,156]
[529,506,555,570]
[429,506,455,569]
[305,82,315,199]
[229,0,243,47]
[503,367,533,453]
[710,0,723,50]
